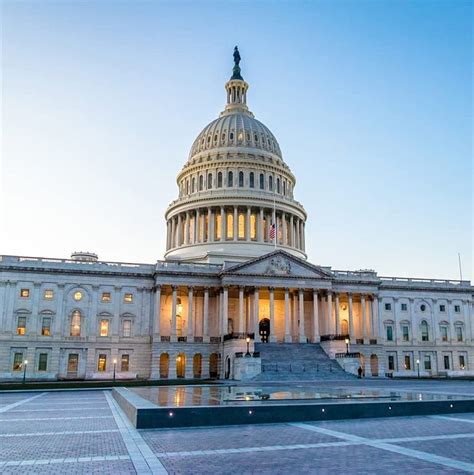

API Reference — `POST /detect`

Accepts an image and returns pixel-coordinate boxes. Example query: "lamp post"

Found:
[245,336,251,357]
[22,360,28,384]
[113,359,117,382]
[416,359,420,378]
[345,338,349,355]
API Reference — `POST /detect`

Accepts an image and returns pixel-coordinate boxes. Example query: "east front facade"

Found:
[1,49,472,381]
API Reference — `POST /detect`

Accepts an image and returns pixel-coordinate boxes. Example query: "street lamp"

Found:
[345,338,350,355]
[416,359,420,378]
[113,359,117,382]
[245,336,251,357]
[22,360,28,384]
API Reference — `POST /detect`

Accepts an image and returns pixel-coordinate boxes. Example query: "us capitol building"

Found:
[1,49,472,381]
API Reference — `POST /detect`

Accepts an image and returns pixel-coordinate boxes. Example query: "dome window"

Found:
[420,304,426,312]
[192,177,196,193]
[208,173,213,189]
[269,176,273,191]
[227,171,233,187]
[246,133,250,141]
[207,136,211,143]
[217,172,223,188]
[222,133,226,141]
[249,172,255,188]
[283,181,286,195]
[238,131,243,141]
[199,175,204,191]
[239,171,244,187]
[276,178,281,194]
[214,134,218,142]
[254,134,258,142]
[230,132,234,140]
[259,173,264,190]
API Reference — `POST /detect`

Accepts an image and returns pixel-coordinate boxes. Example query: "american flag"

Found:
[269,223,276,240]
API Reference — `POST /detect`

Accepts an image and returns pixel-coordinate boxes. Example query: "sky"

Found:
[1,0,472,280]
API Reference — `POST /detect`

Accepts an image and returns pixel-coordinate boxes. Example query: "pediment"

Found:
[222,250,333,280]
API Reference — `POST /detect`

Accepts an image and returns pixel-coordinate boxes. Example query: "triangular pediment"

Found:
[221,250,333,279]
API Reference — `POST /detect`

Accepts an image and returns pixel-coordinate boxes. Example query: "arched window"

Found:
[193,354,202,378]
[259,173,264,190]
[70,310,81,337]
[226,212,233,239]
[249,172,254,188]
[276,178,281,194]
[238,213,245,239]
[421,320,429,341]
[207,173,213,189]
[176,353,186,378]
[199,175,204,191]
[159,353,169,378]
[217,172,223,188]
[341,319,349,335]
[192,177,195,193]
[227,171,233,187]
[269,176,273,191]
[283,180,286,195]
[239,171,244,187]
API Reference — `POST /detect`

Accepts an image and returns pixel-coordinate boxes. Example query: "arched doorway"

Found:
[193,354,202,378]
[341,319,349,335]
[209,353,219,378]
[224,356,231,379]
[159,353,169,379]
[176,353,186,378]
[370,354,379,377]
[259,318,270,343]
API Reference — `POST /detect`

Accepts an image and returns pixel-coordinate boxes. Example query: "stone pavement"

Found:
[0,380,473,474]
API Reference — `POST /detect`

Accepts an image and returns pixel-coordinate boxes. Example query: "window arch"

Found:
[421,320,429,341]
[249,172,255,188]
[217,172,223,188]
[199,175,204,191]
[70,310,81,337]
[259,173,264,190]
[239,171,244,187]
[207,173,213,189]
[227,171,233,187]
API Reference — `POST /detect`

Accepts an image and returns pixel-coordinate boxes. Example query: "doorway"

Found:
[259,318,270,343]
[176,353,186,378]
[370,354,379,377]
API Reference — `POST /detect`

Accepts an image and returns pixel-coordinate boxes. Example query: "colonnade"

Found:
[166,206,305,252]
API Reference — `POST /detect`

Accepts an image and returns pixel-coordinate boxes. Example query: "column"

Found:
[203,287,209,342]
[284,288,291,342]
[348,293,354,340]
[31,283,41,336]
[361,295,367,342]
[372,295,379,340]
[239,286,244,334]
[220,206,225,242]
[246,207,251,241]
[186,287,193,340]
[223,286,229,335]
[377,296,384,342]
[327,292,334,334]
[335,293,340,335]
[170,217,176,248]
[298,288,305,342]
[195,209,200,243]
[312,290,320,342]
[184,212,189,245]
[177,214,182,247]
[233,207,238,241]
[410,298,416,342]
[208,208,213,243]
[295,218,300,249]
[258,208,264,242]
[301,221,305,251]
[290,215,294,247]
[171,286,177,342]
[269,287,276,342]
[254,288,260,341]
[282,212,287,246]
[153,285,161,338]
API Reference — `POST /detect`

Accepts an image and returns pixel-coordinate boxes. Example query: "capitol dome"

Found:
[164,47,307,264]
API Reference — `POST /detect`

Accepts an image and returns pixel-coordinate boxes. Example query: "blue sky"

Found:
[1,0,472,280]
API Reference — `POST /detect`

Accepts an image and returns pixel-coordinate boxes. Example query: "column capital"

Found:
[154,284,161,291]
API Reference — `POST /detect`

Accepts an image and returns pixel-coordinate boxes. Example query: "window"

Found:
[217,172,223,188]
[421,320,429,341]
[73,291,82,301]
[402,325,409,341]
[17,316,26,335]
[454,305,461,313]
[441,326,448,342]
[424,354,431,371]
[199,175,203,191]
[13,353,23,371]
[459,355,466,370]
[38,353,48,371]
[250,214,257,240]
[230,132,234,140]
[215,214,221,240]
[439,304,446,312]
[44,289,54,300]
[101,292,111,302]
[100,320,109,337]
[238,213,245,239]
[226,212,233,239]
[123,319,132,337]
[386,325,393,341]
[283,180,286,195]
[41,317,51,336]
[456,326,463,342]
[97,354,107,372]
[207,173,213,189]
[401,303,408,311]
[121,354,130,372]
[420,304,426,312]
[67,354,79,373]
[20,289,30,298]
[124,293,133,303]
[192,177,195,192]
[70,310,81,336]
[249,172,254,188]
[404,355,411,370]
[238,171,244,187]
[227,171,233,187]
[384,303,391,311]
[388,355,395,371]
[259,173,264,189]
[444,355,450,370]
[269,176,273,191]
[276,178,280,193]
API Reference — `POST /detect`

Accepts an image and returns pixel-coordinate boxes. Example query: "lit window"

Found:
[401,303,407,311]
[97,354,107,372]
[454,305,461,313]
[38,353,48,371]
[41,317,51,336]
[384,303,391,311]
[17,316,26,335]
[121,354,130,372]
[101,292,111,302]
[404,355,411,370]
[73,291,82,301]
[100,320,109,337]
[238,213,245,239]
[20,289,30,298]
[456,326,463,342]
[13,353,23,371]
[421,320,429,341]
[124,293,133,303]
[67,354,79,372]
[250,214,257,240]
[439,304,446,312]
[215,214,221,240]
[386,326,393,341]
[70,310,81,336]
[441,326,448,342]
[123,319,132,337]
[459,355,466,370]
[44,289,54,300]
[226,213,233,239]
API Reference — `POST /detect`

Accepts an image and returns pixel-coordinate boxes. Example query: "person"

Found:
[357,366,363,379]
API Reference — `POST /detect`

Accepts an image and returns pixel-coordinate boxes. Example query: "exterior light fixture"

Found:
[22,360,28,384]
[246,336,251,356]
[113,359,117,382]
[344,338,350,355]
[416,359,420,378]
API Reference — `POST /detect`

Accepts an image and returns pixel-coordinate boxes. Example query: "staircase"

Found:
[252,343,355,381]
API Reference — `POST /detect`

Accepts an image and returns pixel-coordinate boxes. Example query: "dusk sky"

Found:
[1,0,472,280]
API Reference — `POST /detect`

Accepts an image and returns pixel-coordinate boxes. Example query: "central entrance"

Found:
[259,318,270,343]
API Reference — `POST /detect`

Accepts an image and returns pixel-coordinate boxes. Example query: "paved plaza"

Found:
[0,380,473,474]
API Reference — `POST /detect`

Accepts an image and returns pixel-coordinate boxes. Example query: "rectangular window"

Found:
[441,326,448,342]
[20,288,30,298]
[404,355,411,370]
[401,303,407,312]
[386,326,393,341]
[456,327,463,342]
[459,355,466,370]
[123,319,132,337]
[444,355,450,370]
[41,317,51,336]
[67,354,79,373]
[215,214,221,240]
[124,293,133,303]
[238,213,245,239]
[250,214,257,240]
[402,325,409,342]
[44,289,54,300]
[101,292,111,302]
[384,303,391,311]
[17,316,26,335]
[439,304,446,312]
[226,213,233,239]
[388,355,395,371]
[424,354,431,371]
[13,352,23,371]
[38,353,48,371]
[70,311,81,336]
[121,354,130,372]
[100,320,109,337]
[97,354,107,372]
[454,305,461,313]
